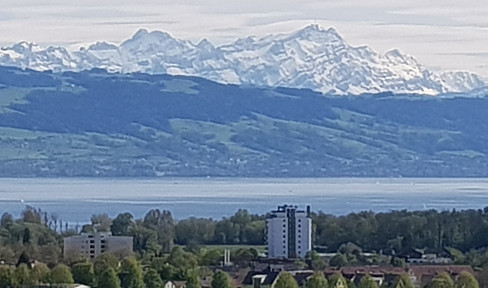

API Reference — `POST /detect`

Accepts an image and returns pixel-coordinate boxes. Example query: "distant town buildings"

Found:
[63,231,133,260]
[266,205,312,258]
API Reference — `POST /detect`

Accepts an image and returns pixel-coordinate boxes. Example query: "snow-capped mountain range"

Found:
[0,24,485,95]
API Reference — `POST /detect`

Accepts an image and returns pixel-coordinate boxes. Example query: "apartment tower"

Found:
[266,205,311,258]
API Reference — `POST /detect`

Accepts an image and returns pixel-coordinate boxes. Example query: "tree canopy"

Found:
[211,270,232,288]
[307,272,328,288]
[455,271,479,288]
[275,272,299,288]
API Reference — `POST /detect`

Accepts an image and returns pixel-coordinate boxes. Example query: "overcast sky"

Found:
[1,0,487,77]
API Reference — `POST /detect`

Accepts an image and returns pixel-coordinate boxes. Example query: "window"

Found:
[283,235,286,238]
[283,224,286,227]
[283,240,286,244]
[298,224,301,228]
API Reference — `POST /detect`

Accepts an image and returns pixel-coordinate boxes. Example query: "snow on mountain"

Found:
[0,41,77,72]
[0,25,485,95]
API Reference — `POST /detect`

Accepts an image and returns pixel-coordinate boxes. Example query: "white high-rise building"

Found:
[266,205,312,258]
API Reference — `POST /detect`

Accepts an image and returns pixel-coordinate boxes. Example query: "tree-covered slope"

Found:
[0,66,486,177]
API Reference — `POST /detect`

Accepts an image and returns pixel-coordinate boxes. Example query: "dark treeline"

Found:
[3,206,488,266]
[313,208,488,253]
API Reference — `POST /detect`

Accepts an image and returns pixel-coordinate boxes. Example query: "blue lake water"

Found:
[1,178,488,224]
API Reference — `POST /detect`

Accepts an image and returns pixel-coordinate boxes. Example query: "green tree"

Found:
[430,273,454,288]
[50,264,74,286]
[175,218,216,245]
[275,272,298,288]
[392,273,414,288]
[32,262,51,285]
[358,275,378,288]
[91,213,113,232]
[144,268,164,288]
[211,270,232,288]
[167,246,198,280]
[72,261,95,286]
[111,213,135,236]
[232,248,258,266]
[200,249,223,266]
[186,269,202,288]
[131,224,162,256]
[0,266,14,288]
[307,251,327,271]
[215,219,239,244]
[329,273,348,288]
[307,272,328,288]
[97,268,121,288]
[22,228,31,244]
[143,209,175,253]
[447,248,466,265]
[21,206,42,224]
[14,263,32,288]
[0,213,13,228]
[391,257,406,267]
[329,253,347,267]
[94,253,119,276]
[120,256,144,288]
[455,271,479,288]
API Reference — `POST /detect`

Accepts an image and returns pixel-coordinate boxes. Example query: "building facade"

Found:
[64,231,133,259]
[266,205,311,258]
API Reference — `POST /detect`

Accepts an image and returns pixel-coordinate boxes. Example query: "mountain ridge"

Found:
[0,25,485,95]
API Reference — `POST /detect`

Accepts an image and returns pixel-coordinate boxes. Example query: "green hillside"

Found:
[0,66,486,177]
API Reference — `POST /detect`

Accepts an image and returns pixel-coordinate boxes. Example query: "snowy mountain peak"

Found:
[7,41,43,53]
[197,38,213,49]
[131,28,150,39]
[0,25,485,95]
[125,29,175,44]
[292,24,343,42]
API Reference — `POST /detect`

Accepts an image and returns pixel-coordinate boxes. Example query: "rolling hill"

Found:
[0,66,487,177]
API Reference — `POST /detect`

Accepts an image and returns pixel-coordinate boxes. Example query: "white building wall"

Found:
[267,214,289,258]
[64,232,132,260]
[295,216,312,258]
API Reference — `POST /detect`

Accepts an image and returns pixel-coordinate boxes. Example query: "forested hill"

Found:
[0,65,487,177]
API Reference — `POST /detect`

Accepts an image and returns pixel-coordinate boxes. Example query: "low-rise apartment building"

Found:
[64,231,133,259]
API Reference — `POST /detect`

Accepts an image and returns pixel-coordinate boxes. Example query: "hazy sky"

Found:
[1,0,487,77]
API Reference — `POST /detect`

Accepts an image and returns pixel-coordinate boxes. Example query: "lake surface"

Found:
[1,178,488,224]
